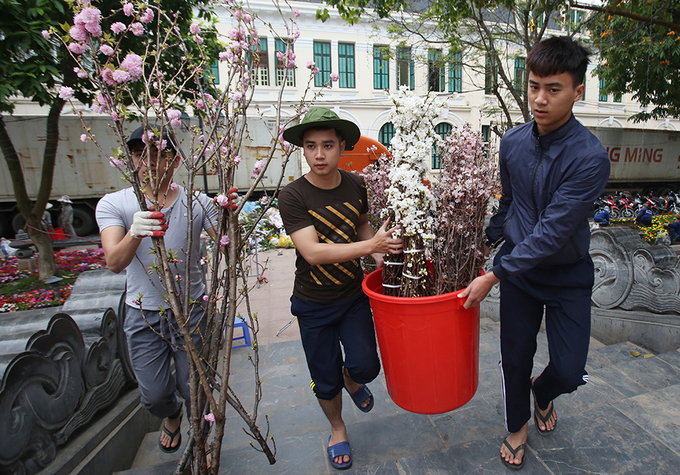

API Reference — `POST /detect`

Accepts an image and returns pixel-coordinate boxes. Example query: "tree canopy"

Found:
[0,0,221,280]
[320,0,570,134]
[588,0,680,122]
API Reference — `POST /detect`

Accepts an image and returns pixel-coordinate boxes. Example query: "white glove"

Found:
[130,210,167,239]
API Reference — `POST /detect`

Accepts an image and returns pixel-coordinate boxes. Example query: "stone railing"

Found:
[481,227,680,353]
[0,270,131,475]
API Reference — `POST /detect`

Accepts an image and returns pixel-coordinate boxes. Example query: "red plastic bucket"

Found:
[362,269,480,414]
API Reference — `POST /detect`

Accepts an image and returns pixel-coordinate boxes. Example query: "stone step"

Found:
[114,337,680,475]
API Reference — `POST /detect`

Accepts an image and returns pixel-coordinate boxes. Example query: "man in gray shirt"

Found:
[96,125,218,453]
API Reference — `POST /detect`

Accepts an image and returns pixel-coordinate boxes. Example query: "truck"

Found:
[589,127,680,195]
[3,118,679,239]
[0,115,301,238]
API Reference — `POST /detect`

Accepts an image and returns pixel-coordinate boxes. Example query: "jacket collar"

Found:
[532,114,578,147]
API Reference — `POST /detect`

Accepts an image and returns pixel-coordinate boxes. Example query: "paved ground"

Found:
[119,249,680,475]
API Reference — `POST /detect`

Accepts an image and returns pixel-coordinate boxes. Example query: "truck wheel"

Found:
[72,207,96,236]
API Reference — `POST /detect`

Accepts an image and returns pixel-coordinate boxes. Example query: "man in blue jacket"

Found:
[459,37,610,470]
[593,206,610,226]
[635,205,653,226]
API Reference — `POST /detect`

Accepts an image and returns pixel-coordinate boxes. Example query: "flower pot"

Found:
[362,269,480,414]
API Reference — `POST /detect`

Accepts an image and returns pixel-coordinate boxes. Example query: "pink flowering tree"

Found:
[0,0,220,282]
[431,124,498,294]
[57,0,317,473]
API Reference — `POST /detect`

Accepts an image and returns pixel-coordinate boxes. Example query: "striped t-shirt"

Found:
[278,169,369,303]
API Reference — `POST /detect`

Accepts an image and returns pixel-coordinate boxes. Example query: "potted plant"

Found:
[361,88,498,414]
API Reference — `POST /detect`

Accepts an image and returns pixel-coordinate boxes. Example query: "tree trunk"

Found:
[0,96,65,281]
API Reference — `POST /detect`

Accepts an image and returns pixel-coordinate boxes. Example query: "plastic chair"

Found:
[231,315,252,349]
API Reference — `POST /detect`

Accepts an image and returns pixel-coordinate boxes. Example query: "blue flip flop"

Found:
[327,436,352,470]
[346,383,374,413]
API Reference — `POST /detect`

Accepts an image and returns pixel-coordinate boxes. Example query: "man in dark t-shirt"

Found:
[279,107,403,470]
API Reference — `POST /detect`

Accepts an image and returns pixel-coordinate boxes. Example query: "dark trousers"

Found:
[499,258,593,433]
[291,292,381,400]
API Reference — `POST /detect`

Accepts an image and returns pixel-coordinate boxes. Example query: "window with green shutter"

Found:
[432,122,452,169]
[448,52,462,93]
[338,43,355,88]
[428,49,445,92]
[373,45,390,90]
[514,57,525,96]
[379,122,395,149]
[275,38,295,86]
[397,46,414,90]
[313,41,331,87]
[249,37,269,86]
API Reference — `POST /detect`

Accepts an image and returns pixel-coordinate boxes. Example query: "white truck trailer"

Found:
[0,115,301,238]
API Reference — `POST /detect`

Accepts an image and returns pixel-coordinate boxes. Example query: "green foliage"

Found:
[590,0,680,121]
[0,0,222,113]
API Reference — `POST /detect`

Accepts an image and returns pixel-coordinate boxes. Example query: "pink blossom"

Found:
[140,8,154,23]
[99,44,114,56]
[70,24,89,42]
[167,109,181,126]
[253,159,265,177]
[111,22,126,34]
[170,182,178,191]
[123,2,134,15]
[233,10,242,19]
[233,155,241,165]
[130,22,143,36]
[75,68,88,79]
[311,67,319,76]
[160,139,168,150]
[58,86,74,100]
[92,105,104,113]
[112,69,130,83]
[232,91,243,102]
[306,60,315,69]
[330,73,339,82]
[109,157,124,167]
[287,60,295,68]
[80,134,88,142]
[101,68,115,85]
[196,99,205,111]
[243,13,252,23]
[74,7,102,37]
[68,42,88,54]
[229,27,245,41]
[215,194,229,206]
[189,22,200,35]
[204,413,215,423]
[219,235,230,247]
[41,30,50,39]
[219,51,229,61]
[293,9,300,17]
[193,35,204,45]
[120,53,143,80]
[290,31,300,40]
[142,131,155,144]
[111,111,120,121]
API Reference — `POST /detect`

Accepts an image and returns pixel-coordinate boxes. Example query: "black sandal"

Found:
[500,437,526,470]
[532,388,556,436]
[158,411,183,453]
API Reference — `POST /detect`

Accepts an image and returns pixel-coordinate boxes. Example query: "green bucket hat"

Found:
[283,107,361,151]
